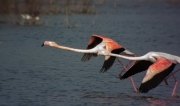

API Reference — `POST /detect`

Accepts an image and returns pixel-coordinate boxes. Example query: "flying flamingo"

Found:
[98,51,180,96]
[42,34,137,92]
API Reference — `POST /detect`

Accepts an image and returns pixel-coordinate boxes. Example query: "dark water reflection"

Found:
[81,92,179,106]
[1,3,180,106]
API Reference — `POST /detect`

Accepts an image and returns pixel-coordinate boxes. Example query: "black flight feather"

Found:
[100,48,125,73]
[139,64,176,93]
[121,60,153,80]
[81,36,102,62]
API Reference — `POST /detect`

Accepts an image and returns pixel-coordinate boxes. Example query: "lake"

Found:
[0,1,180,106]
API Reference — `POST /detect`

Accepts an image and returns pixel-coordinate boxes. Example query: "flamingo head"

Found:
[41,41,57,47]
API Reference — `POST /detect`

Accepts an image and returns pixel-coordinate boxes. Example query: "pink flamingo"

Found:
[98,51,180,96]
[42,34,137,92]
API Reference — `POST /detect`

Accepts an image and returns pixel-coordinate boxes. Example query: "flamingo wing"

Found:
[81,36,102,61]
[139,57,176,93]
[100,48,125,73]
[121,60,153,79]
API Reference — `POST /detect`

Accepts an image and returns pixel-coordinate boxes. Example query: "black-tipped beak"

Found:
[41,42,44,47]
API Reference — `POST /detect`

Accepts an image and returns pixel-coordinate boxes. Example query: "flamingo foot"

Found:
[115,74,123,80]
[117,66,126,80]
[114,71,124,80]
[115,75,120,79]
[172,93,179,97]
[164,78,169,85]
[135,88,139,93]
[172,81,178,97]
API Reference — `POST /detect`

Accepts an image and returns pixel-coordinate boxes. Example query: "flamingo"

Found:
[42,34,137,91]
[98,51,180,96]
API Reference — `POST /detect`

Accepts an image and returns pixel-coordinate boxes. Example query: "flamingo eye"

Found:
[103,46,106,49]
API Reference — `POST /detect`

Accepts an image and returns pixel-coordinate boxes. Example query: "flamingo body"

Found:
[42,34,134,73]
[82,34,131,72]
[42,34,138,92]
[99,51,180,95]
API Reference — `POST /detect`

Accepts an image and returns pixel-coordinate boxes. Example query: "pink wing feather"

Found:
[139,56,176,93]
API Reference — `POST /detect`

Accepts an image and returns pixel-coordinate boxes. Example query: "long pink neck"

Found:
[108,53,147,61]
[53,44,97,53]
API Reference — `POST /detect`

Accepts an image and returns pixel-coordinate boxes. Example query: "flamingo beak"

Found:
[41,41,52,47]
[41,42,45,47]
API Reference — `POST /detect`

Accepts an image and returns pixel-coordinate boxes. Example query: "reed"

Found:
[1,0,179,25]
[0,0,106,25]
[1,0,179,15]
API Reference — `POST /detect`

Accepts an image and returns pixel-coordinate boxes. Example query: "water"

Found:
[0,2,180,106]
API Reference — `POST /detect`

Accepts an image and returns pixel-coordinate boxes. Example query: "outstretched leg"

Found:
[164,68,180,85]
[164,68,180,96]
[117,54,136,78]
[117,59,138,92]
[171,74,178,96]
[117,59,133,78]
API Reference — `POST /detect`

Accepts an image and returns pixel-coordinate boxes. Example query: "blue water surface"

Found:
[0,1,180,106]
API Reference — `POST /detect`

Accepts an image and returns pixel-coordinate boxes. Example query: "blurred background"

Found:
[0,0,179,26]
[0,0,105,26]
